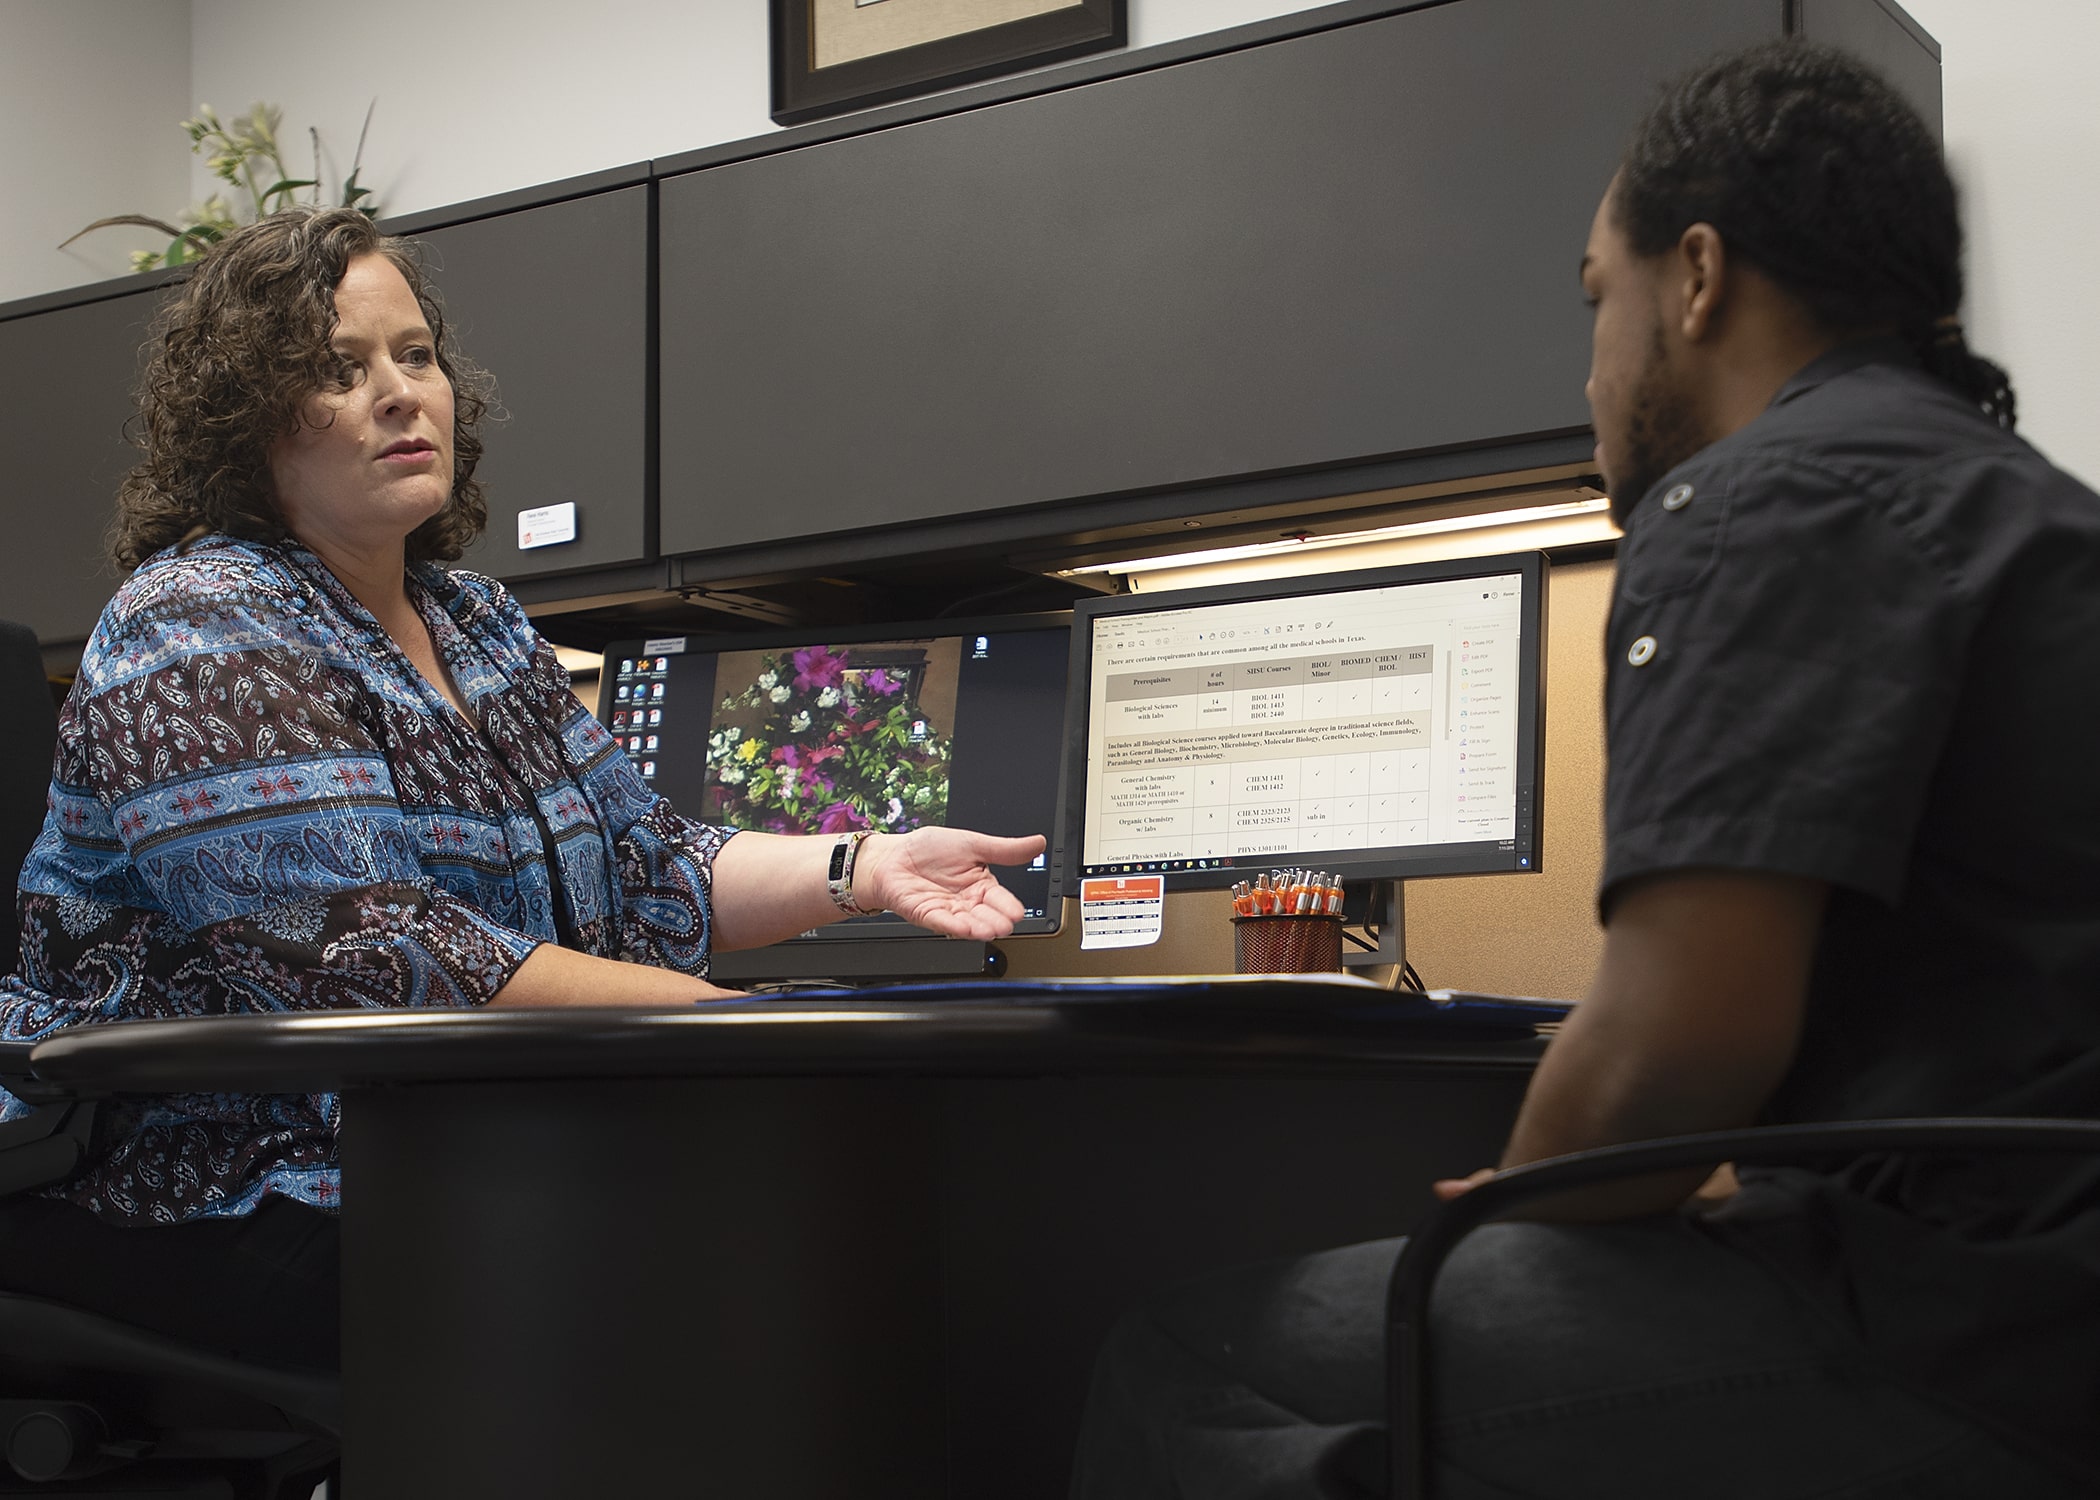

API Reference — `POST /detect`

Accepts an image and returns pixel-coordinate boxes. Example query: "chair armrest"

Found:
[1385,1117,2100,1500]
[0,1040,36,1091]
[0,1040,101,1200]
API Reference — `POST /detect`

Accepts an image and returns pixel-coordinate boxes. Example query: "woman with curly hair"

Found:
[0,207,1041,1370]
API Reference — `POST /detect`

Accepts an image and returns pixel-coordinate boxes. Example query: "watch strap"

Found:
[826,830,879,916]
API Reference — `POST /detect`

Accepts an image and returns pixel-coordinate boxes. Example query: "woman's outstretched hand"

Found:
[856,828,1047,939]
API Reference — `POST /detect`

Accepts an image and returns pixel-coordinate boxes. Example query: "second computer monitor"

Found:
[1054,551,1545,896]
[601,616,1069,981]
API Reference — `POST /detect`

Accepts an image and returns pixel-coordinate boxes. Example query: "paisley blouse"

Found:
[0,536,733,1224]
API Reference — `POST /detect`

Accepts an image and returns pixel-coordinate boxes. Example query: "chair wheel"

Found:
[4,1401,106,1483]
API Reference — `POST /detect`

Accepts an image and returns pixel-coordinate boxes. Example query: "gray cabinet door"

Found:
[415,185,650,583]
[658,0,1778,561]
[0,288,158,646]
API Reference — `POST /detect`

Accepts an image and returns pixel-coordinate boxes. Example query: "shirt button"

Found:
[1661,483,1694,511]
[1627,635,1659,667]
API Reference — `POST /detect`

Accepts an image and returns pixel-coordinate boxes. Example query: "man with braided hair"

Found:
[1072,40,2100,1500]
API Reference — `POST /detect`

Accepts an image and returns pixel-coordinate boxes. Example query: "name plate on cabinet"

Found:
[517,502,579,550]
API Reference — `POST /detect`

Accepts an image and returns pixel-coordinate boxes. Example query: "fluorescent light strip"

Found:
[1059,497,1614,577]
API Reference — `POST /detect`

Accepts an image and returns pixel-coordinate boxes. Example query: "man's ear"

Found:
[1674,223,1728,342]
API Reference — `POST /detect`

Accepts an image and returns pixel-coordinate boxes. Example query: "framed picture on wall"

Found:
[770,0,1127,126]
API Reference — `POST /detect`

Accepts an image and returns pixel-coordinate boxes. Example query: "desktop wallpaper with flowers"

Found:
[704,639,960,835]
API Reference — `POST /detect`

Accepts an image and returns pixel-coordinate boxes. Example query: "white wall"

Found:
[1904,0,2100,487]
[0,0,193,302]
[182,0,1321,223]
[2,0,1331,305]
[9,0,2100,494]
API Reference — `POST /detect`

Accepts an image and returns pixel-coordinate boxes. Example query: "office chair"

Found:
[0,620,55,981]
[1385,1116,2100,1500]
[0,618,340,1496]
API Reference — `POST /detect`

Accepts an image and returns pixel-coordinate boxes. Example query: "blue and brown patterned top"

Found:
[0,536,733,1224]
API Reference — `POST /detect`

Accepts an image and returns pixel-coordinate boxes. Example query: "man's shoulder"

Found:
[1731,356,2071,502]
[1635,358,2100,598]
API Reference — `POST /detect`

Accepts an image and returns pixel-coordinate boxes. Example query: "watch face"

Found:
[828,840,850,882]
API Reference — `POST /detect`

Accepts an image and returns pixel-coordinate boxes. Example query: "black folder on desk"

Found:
[707,975,1572,1040]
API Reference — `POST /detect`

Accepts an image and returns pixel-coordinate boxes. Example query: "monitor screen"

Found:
[1054,552,1545,895]
[598,616,1069,965]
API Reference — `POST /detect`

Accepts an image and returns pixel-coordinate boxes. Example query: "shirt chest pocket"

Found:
[1616,476,1733,605]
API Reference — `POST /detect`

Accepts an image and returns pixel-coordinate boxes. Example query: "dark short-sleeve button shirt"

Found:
[1601,340,2100,1483]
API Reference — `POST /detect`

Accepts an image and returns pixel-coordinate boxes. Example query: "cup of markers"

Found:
[1230,870,1345,974]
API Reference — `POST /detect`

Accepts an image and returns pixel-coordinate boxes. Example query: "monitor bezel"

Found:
[598,610,1073,941]
[1052,551,1547,899]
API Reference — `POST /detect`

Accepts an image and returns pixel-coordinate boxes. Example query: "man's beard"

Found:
[1607,330,1709,525]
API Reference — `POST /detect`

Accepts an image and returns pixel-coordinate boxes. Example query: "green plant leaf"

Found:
[57,213,188,250]
[260,178,318,205]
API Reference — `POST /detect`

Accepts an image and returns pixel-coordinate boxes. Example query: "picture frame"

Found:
[770,0,1127,127]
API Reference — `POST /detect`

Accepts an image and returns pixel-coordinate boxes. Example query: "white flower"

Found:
[817,687,841,708]
[769,685,791,704]
[886,797,905,825]
[911,785,931,806]
[719,766,745,786]
[758,670,778,690]
[789,711,812,732]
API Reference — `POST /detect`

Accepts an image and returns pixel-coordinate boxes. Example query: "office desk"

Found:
[31,980,1545,1499]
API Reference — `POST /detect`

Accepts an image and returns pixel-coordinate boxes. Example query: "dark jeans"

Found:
[1070,1218,2082,1500]
[0,1193,339,1371]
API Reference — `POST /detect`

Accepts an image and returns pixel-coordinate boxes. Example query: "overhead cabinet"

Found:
[0,0,1940,642]
[0,286,161,645]
[412,184,652,585]
[656,0,1787,563]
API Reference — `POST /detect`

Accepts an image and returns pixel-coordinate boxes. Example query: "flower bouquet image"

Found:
[705,640,958,835]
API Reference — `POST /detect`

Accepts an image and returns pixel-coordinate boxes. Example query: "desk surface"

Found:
[28,976,1550,1094]
[24,975,1550,1498]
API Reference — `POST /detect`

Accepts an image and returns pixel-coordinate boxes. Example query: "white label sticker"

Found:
[517,502,578,550]
[642,637,688,657]
[1080,875,1164,950]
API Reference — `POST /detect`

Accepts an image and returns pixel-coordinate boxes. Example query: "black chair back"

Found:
[0,621,58,979]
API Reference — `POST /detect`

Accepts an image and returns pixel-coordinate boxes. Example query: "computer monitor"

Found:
[598,615,1068,984]
[1053,552,1545,971]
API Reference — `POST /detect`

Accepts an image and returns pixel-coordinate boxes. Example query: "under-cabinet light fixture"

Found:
[1056,496,1614,579]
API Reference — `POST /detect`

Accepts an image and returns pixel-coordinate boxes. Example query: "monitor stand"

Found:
[1341,880,1405,977]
